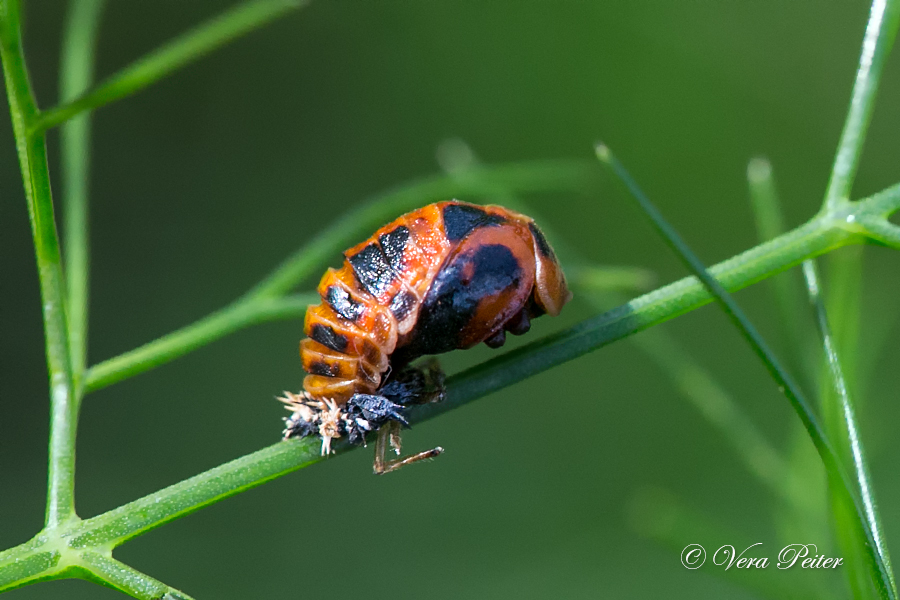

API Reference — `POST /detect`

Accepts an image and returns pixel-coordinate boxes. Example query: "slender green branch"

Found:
[840,185,900,411]
[63,438,319,548]
[633,328,799,501]
[0,0,79,529]
[85,294,316,392]
[31,0,306,133]
[747,157,816,388]
[855,182,900,217]
[78,552,195,600]
[815,1,900,579]
[73,210,863,546]
[3,177,900,586]
[858,216,900,248]
[569,265,656,294]
[0,535,60,593]
[823,0,900,209]
[632,488,827,600]
[61,0,105,387]
[247,160,600,299]
[473,169,800,511]
[445,144,799,508]
[0,543,194,598]
[746,157,832,551]
[575,281,800,508]
[748,157,789,244]
[804,259,896,595]
[598,144,895,600]
[82,160,598,394]
[824,246,864,426]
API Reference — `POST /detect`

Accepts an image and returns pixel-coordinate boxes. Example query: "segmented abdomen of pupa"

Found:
[301,203,452,403]
[300,200,570,404]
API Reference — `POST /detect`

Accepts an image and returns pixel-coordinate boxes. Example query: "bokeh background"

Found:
[3,1,900,598]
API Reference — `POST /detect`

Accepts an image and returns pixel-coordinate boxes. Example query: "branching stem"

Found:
[2,187,898,580]
[823,0,900,209]
[61,0,105,386]
[4,0,900,596]
[32,0,307,133]
[0,0,79,529]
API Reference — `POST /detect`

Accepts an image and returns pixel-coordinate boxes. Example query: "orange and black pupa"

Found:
[281,200,571,473]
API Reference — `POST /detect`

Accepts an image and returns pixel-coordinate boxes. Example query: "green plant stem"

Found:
[61,0,105,389]
[0,542,193,599]
[824,0,900,208]
[632,488,826,600]
[821,0,891,573]
[78,552,195,600]
[448,147,799,510]
[4,178,900,589]
[824,0,900,435]
[598,144,895,600]
[81,160,599,392]
[748,157,788,243]
[65,439,322,548]
[247,160,599,299]
[31,0,306,133]
[0,0,79,529]
[85,294,316,392]
[748,157,816,389]
[63,213,872,543]
[858,216,900,248]
[631,327,798,500]
[805,258,896,595]
[822,244,866,598]
[569,265,656,294]
[468,165,800,511]
[746,156,832,558]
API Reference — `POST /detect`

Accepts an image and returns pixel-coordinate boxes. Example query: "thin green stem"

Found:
[3,178,900,587]
[747,156,831,559]
[858,216,900,248]
[78,552,195,600]
[85,294,316,392]
[7,213,831,551]
[61,0,105,388]
[62,438,318,548]
[74,212,857,546]
[632,489,828,600]
[823,0,900,209]
[464,163,800,512]
[748,157,789,244]
[840,184,900,418]
[0,542,194,599]
[83,160,598,393]
[632,328,799,502]
[247,160,600,299]
[855,182,900,217]
[0,534,61,593]
[568,265,656,294]
[805,259,896,596]
[748,157,816,389]
[0,0,79,529]
[490,153,807,523]
[598,144,895,600]
[824,21,877,577]
[32,0,305,133]
[447,145,798,507]
[577,283,800,507]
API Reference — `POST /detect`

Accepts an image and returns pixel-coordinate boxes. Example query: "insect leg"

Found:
[372,422,443,475]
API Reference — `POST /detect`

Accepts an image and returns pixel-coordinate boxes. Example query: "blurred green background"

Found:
[3,1,900,598]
